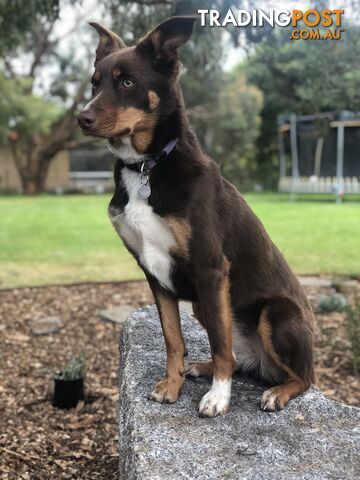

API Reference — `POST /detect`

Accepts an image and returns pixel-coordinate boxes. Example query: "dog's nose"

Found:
[78,110,95,129]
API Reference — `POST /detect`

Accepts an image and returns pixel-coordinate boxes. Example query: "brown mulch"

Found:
[0,279,359,479]
[0,282,152,480]
[305,281,360,405]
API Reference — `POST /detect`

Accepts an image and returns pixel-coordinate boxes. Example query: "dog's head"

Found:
[78,16,197,152]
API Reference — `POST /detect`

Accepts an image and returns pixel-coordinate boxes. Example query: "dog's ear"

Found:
[89,22,127,66]
[136,16,197,72]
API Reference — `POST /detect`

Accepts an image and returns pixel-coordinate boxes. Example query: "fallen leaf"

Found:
[6,332,30,342]
[67,415,97,430]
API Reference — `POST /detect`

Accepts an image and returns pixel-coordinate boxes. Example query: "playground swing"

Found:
[278,111,360,202]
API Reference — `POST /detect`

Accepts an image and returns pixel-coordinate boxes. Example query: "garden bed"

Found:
[0,279,358,479]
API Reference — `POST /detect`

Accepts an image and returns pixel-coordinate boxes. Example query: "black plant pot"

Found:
[53,377,84,409]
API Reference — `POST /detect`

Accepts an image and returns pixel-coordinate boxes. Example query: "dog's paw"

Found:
[149,377,182,404]
[198,378,231,417]
[185,360,213,378]
[260,388,287,412]
[185,361,201,377]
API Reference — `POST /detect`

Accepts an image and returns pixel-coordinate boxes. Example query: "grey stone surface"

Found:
[179,301,194,315]
[119,306,360,480]
[99,305,135,325]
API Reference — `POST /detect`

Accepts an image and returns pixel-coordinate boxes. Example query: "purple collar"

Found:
[123,137,179,173]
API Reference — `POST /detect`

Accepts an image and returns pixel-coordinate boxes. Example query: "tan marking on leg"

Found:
[148,90,160,110]
[189,297,237,379]
[188,303,213,378]
[186,353,237,378]
[258,310,309,411]
[258,311,301,382]
[185,359,213,377]
[150,290,185,404]
[165,216,191,260]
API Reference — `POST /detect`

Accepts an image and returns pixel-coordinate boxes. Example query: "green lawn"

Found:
[0,193,359,288]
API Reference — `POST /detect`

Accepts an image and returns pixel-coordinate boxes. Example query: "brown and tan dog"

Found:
[78,16,314,417]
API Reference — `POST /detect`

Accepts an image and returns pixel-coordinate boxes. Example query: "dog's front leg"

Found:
[149,287,185,404]
[196,262,234,417]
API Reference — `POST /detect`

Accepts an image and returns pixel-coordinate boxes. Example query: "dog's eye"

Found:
[122,79,134,88]
[91,82,98,96]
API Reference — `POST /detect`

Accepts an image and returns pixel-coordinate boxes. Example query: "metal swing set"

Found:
[278,111,360,202]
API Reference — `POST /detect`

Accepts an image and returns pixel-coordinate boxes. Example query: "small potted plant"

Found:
[52,355,85,409]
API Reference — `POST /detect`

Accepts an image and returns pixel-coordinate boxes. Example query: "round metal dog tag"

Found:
[138,183,151,199]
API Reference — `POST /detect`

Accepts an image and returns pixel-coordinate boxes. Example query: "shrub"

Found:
[317,291,347,313]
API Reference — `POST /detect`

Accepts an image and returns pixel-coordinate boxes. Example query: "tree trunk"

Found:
[8,76,89,195]
[22,158,50,194]
[35,155,51,193]
[22,178,39,195]
[13,149,51,195]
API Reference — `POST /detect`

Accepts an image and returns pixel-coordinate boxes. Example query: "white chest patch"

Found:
[109,168,176,292]
[107,137,145,164]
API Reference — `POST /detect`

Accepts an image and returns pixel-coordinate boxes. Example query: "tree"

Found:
[0,0,236,193]
[190,72,263,189]
[0,0,59,54]
[243,22,360,188]
[211,75,263,189]
[0,0,260,193]
[0,0,94,194]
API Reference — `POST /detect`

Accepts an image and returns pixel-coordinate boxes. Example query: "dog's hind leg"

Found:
[192,301,206,328]
[260,379,308,411]
[185,359,214,377]
[185,302,214,377]
[186,301,237,379]
[257,299,314,411]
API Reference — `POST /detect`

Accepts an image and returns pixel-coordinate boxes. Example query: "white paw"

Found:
[199,378,231,417]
